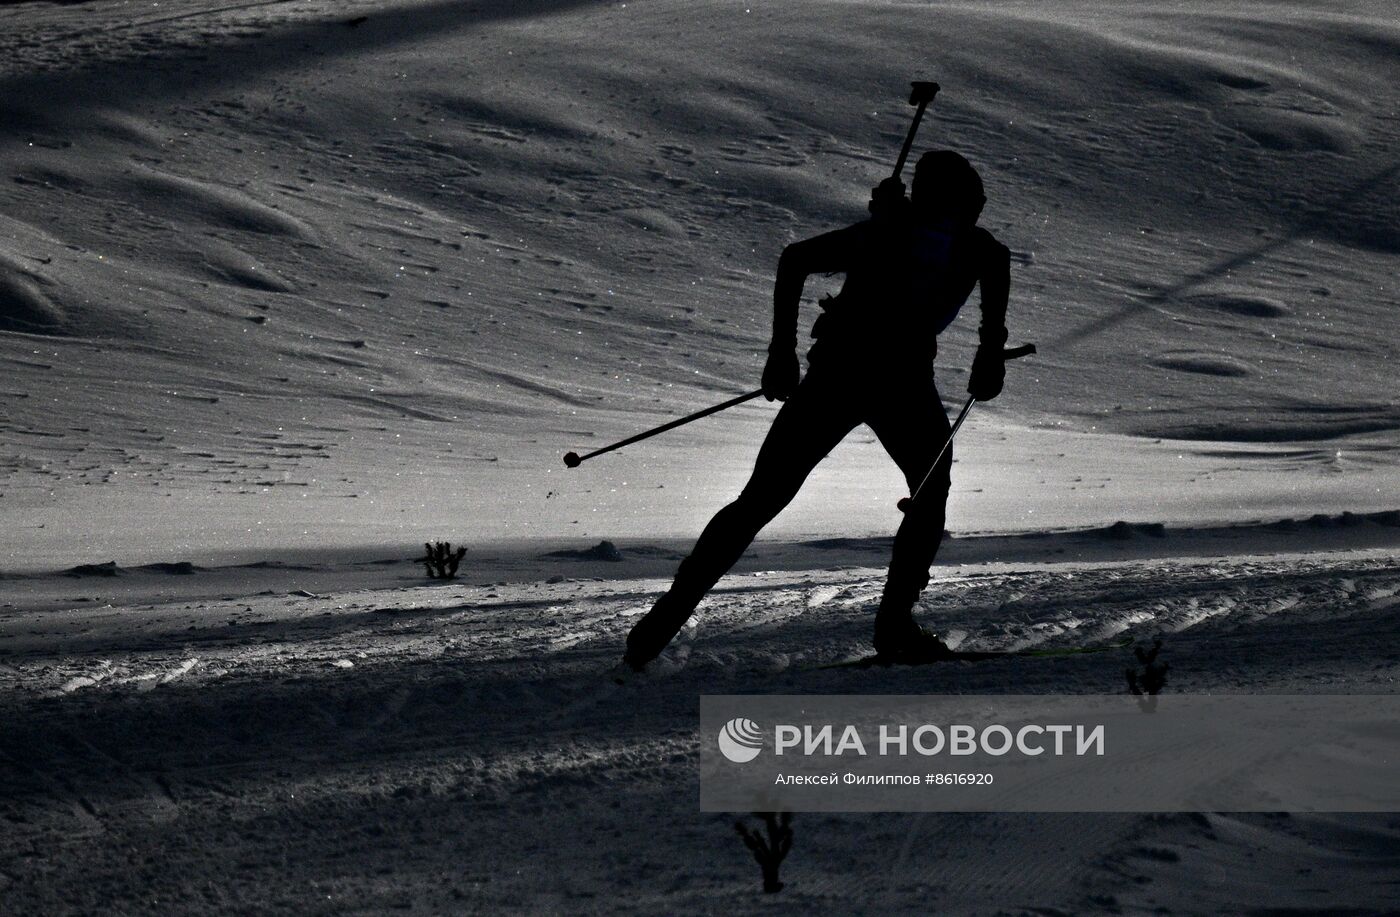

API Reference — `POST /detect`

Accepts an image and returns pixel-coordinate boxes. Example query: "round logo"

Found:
[717,717,764,763]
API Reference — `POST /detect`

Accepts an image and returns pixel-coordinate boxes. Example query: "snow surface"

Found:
[2,0,1399,912]
[1,0,1397,566]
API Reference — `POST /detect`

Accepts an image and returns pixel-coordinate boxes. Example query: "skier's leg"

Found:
[864,376,954,649]
[625,375,857,668]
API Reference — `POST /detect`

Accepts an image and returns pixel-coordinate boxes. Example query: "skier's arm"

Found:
[770,225,861,352]
[977,236,1010,349]
[968,235,1011,401]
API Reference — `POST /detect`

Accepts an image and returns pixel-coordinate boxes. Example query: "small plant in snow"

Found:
[735,811,793,893]
[1126,638,1169,710]
[421,541,467,579]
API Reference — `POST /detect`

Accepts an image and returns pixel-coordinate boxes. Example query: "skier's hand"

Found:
[762,347,800,402]
[868,177,908,221]
[967,345,1005,401]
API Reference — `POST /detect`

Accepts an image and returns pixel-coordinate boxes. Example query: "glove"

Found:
[867,176,909,222]
[967,345,1005,401]
[762,346,800,402]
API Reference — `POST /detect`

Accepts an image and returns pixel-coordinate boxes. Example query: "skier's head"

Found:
[912,150,985,225]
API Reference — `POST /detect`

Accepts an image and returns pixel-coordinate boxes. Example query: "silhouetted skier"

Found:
[624,150,1011,670]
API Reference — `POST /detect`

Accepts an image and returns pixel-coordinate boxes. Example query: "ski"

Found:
[813,638,1133,670]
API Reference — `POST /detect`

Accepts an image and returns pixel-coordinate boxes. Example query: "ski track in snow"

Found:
[2,551,1398,913]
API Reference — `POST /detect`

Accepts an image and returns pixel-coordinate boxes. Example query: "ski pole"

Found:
[563,389,765,468]
[892,81,940,180]
[897,343,1037,512]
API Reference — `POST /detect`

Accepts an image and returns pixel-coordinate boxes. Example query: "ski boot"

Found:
[872,617,954,664]
[621,587,699,673]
